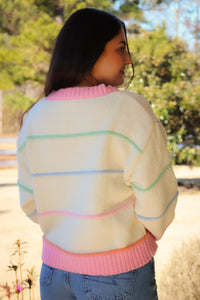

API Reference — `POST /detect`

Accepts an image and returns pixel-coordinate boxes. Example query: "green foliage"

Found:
[2,91,35,133]
[4,91,34,113]
[34,0,63,17]
[128,25,200,165]
[167,137,200,166]
[0,0,37,35]
[0,8,60,91]
[119,0,144,20]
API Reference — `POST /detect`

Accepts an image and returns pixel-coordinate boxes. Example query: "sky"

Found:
[142,1,199,51]
[115,1,199,52]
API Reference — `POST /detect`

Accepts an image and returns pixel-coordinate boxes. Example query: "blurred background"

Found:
[0,0,199,166]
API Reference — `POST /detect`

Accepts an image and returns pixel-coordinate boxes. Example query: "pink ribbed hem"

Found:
[46,84,117,101]
[42,232,157,275]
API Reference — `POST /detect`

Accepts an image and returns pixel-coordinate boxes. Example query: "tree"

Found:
[184,0,200,55]
[0,0,38,35]
[175,0,181,37]
[172,0,200,55]
[194,0,200,54]
[129,25,200,164]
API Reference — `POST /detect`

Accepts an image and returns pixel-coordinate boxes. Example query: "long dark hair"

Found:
[20,9,134,127]
[44,8,133,96]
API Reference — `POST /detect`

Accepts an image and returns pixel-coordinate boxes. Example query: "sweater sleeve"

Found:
[127,120,178,240]
[17,134,39,224]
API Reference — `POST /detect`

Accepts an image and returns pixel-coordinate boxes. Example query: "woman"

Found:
[17,8,178,300]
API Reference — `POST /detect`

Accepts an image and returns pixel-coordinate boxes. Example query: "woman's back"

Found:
[17,84,177,276]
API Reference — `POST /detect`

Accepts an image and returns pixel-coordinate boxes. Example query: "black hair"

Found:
[44,8,133,96]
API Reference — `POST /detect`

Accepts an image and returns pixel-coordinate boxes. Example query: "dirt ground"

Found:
[0,165,200,300]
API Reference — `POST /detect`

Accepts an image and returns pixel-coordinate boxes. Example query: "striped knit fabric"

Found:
[17,84,178,275]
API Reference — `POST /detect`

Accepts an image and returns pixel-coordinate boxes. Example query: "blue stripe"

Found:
[136,191,178,221]
[31,170,123,177]
[27,209,37,218]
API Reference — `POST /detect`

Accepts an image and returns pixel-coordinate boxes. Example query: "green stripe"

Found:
[18,181,33,194]
[17,131,142,153]
[17,141,26,152]
[131,162,172,192]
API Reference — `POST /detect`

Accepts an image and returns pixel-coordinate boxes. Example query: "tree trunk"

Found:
[194,0,200,54]
[175,0,181,37]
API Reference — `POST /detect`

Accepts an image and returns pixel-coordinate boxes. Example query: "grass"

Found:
[158,237,200,300]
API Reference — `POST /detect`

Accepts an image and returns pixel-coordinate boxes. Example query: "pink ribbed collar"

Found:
[46,84,117,101]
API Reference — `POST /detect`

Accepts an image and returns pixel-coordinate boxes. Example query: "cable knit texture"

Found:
[17,84,178,275]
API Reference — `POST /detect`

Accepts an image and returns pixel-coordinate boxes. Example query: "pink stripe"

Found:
[46,84,117,101]
[42,231,157,275]
[37,198,136,219]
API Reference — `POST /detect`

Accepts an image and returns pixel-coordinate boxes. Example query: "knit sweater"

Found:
[17,84,178,275]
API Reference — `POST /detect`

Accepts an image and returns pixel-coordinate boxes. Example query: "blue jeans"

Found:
[40,258,158,300]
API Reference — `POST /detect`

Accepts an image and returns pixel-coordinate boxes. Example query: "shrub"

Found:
[128,27,200,165]
[158,237,200,300]
[0,239,38,300]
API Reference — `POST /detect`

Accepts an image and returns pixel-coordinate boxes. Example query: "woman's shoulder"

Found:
[17,98,46,138]
[114,89,159,122]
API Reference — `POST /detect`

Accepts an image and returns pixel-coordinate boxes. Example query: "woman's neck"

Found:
[77,73,100,87]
